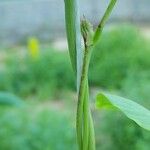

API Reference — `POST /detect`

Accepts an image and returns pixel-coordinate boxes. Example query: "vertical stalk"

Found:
[76,47,91,149]
[64,1,117,150]
[77,44,95,150]
[83,81,89,150]
[83,81,96,150]
[88,112,95,150]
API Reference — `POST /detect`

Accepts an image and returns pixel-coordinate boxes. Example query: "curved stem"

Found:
[94,0,117,44]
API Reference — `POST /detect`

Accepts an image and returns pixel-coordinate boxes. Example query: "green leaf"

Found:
[64,0,82,92]
[96,93,150,131]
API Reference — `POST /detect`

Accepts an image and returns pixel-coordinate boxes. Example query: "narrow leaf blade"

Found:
[64,0,76,70]
[96,93,150,131]
[64,0,82,92]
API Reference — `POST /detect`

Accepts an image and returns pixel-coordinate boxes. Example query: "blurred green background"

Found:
[0,25,150,150]
[0,0,150,149]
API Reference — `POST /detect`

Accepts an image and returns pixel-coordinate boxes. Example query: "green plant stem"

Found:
[83,82,96,150]
[88,111,95,150]
[76,1,117,149]
[94,0,117,43]
[64,0,117,149]
[76,45,96,150]
[83,81,89,150]
[76,46,93,150]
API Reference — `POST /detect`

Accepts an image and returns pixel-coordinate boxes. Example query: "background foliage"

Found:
[0,106,76,150]
[0,25,150,149]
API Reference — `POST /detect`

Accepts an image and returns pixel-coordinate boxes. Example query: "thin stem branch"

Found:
[93,0,117,43]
